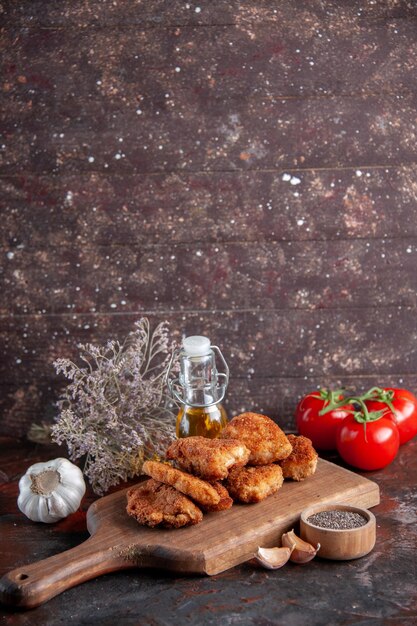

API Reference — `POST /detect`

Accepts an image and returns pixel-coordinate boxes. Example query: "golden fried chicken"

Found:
[142,460,220,508]
[220,412,292,465]
[279,434,318,481]
[126,479,202,528]
[225,464,284,503]
[200,482,233,512]
[166,436,250,481]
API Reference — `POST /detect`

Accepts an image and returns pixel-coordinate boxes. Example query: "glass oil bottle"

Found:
[166,335,229,438]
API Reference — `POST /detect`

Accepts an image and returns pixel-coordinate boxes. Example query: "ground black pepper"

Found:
[307,510,368,530]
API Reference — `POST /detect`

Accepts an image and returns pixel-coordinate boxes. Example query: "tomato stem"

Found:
[365,387,399,418]
[350,397,373,442]
[313,385,396,446]
[316,387,388,442]
[317,388,347,416]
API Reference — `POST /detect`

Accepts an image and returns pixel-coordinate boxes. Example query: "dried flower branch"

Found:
[51,318,178,495]
[27,422,53,445]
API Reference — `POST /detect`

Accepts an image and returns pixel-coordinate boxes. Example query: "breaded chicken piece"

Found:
[142,460,220,508]
[225,464,284,503]
[126,479,203,528]
[166,436,250,481]
[280,434,318,481]
[220,412,292,465]
[200,482,233,512]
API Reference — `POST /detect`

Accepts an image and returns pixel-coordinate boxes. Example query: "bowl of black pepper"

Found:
[300,503,376,560]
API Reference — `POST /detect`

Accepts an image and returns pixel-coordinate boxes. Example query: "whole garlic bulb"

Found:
[18,458,86,523]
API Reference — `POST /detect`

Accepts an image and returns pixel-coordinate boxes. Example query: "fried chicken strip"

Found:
[201,482,233,512]
[225,464,284,503]
[279,434,318,481]
[220,412,293,465]
[166,436,250,481]
[126,479,203,528]
[142,460,220,507]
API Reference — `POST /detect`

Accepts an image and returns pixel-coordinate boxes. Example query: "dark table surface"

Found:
[0,437,416,626]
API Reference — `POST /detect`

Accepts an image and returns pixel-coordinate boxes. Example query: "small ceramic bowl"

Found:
[300,503,376,560]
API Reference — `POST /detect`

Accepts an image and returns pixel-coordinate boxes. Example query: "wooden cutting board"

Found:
[0,458,379,609]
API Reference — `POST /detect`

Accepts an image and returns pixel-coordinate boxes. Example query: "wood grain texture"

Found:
[3,167,417,246]
[1,0,417,437]
[4,0,417,26]
[3,94,417,174]
[0,458,380,608]
[3,238,417,314]
[2,19,417,102]
[2,309,417,379]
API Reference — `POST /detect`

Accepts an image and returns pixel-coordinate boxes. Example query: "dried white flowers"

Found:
[51,318,177,495]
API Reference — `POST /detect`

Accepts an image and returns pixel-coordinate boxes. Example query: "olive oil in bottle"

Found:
[167,335,229,439]
[176,403,228,439]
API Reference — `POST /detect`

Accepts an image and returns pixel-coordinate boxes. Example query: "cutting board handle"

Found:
[0,534,136,609]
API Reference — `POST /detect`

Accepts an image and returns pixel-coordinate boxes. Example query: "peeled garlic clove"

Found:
[281,529,320,563]
[255,546,294,570]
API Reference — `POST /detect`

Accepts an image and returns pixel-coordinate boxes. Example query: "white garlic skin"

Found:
[18,458,86,523]
[255,546,294,570]
[281,529,320,563]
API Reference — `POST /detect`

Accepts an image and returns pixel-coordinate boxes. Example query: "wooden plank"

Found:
[2,19,417,104]
[2,167,417,246]
[2,93,417,174]
[2,373,417,439]
[1,309,417,385]
[4,0,417,27]
[2,238,417,315]
[2,1,417,445]
[0,458,380,608]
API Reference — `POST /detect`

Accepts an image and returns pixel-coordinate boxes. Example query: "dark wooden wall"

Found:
[2,0,417,438]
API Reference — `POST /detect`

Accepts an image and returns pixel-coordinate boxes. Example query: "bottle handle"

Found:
[167,376,227,408]
[211,345,230,383]
[165,344,229,408]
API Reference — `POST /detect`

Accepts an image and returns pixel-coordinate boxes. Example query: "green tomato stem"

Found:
[317,387,347,415]
[352,397,371,442]
[315,387,389,444]
[370,388,399,418]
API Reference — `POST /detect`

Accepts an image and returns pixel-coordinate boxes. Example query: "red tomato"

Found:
[336,415,400,470]
[295,391,353,450]
[365,388,417,445]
